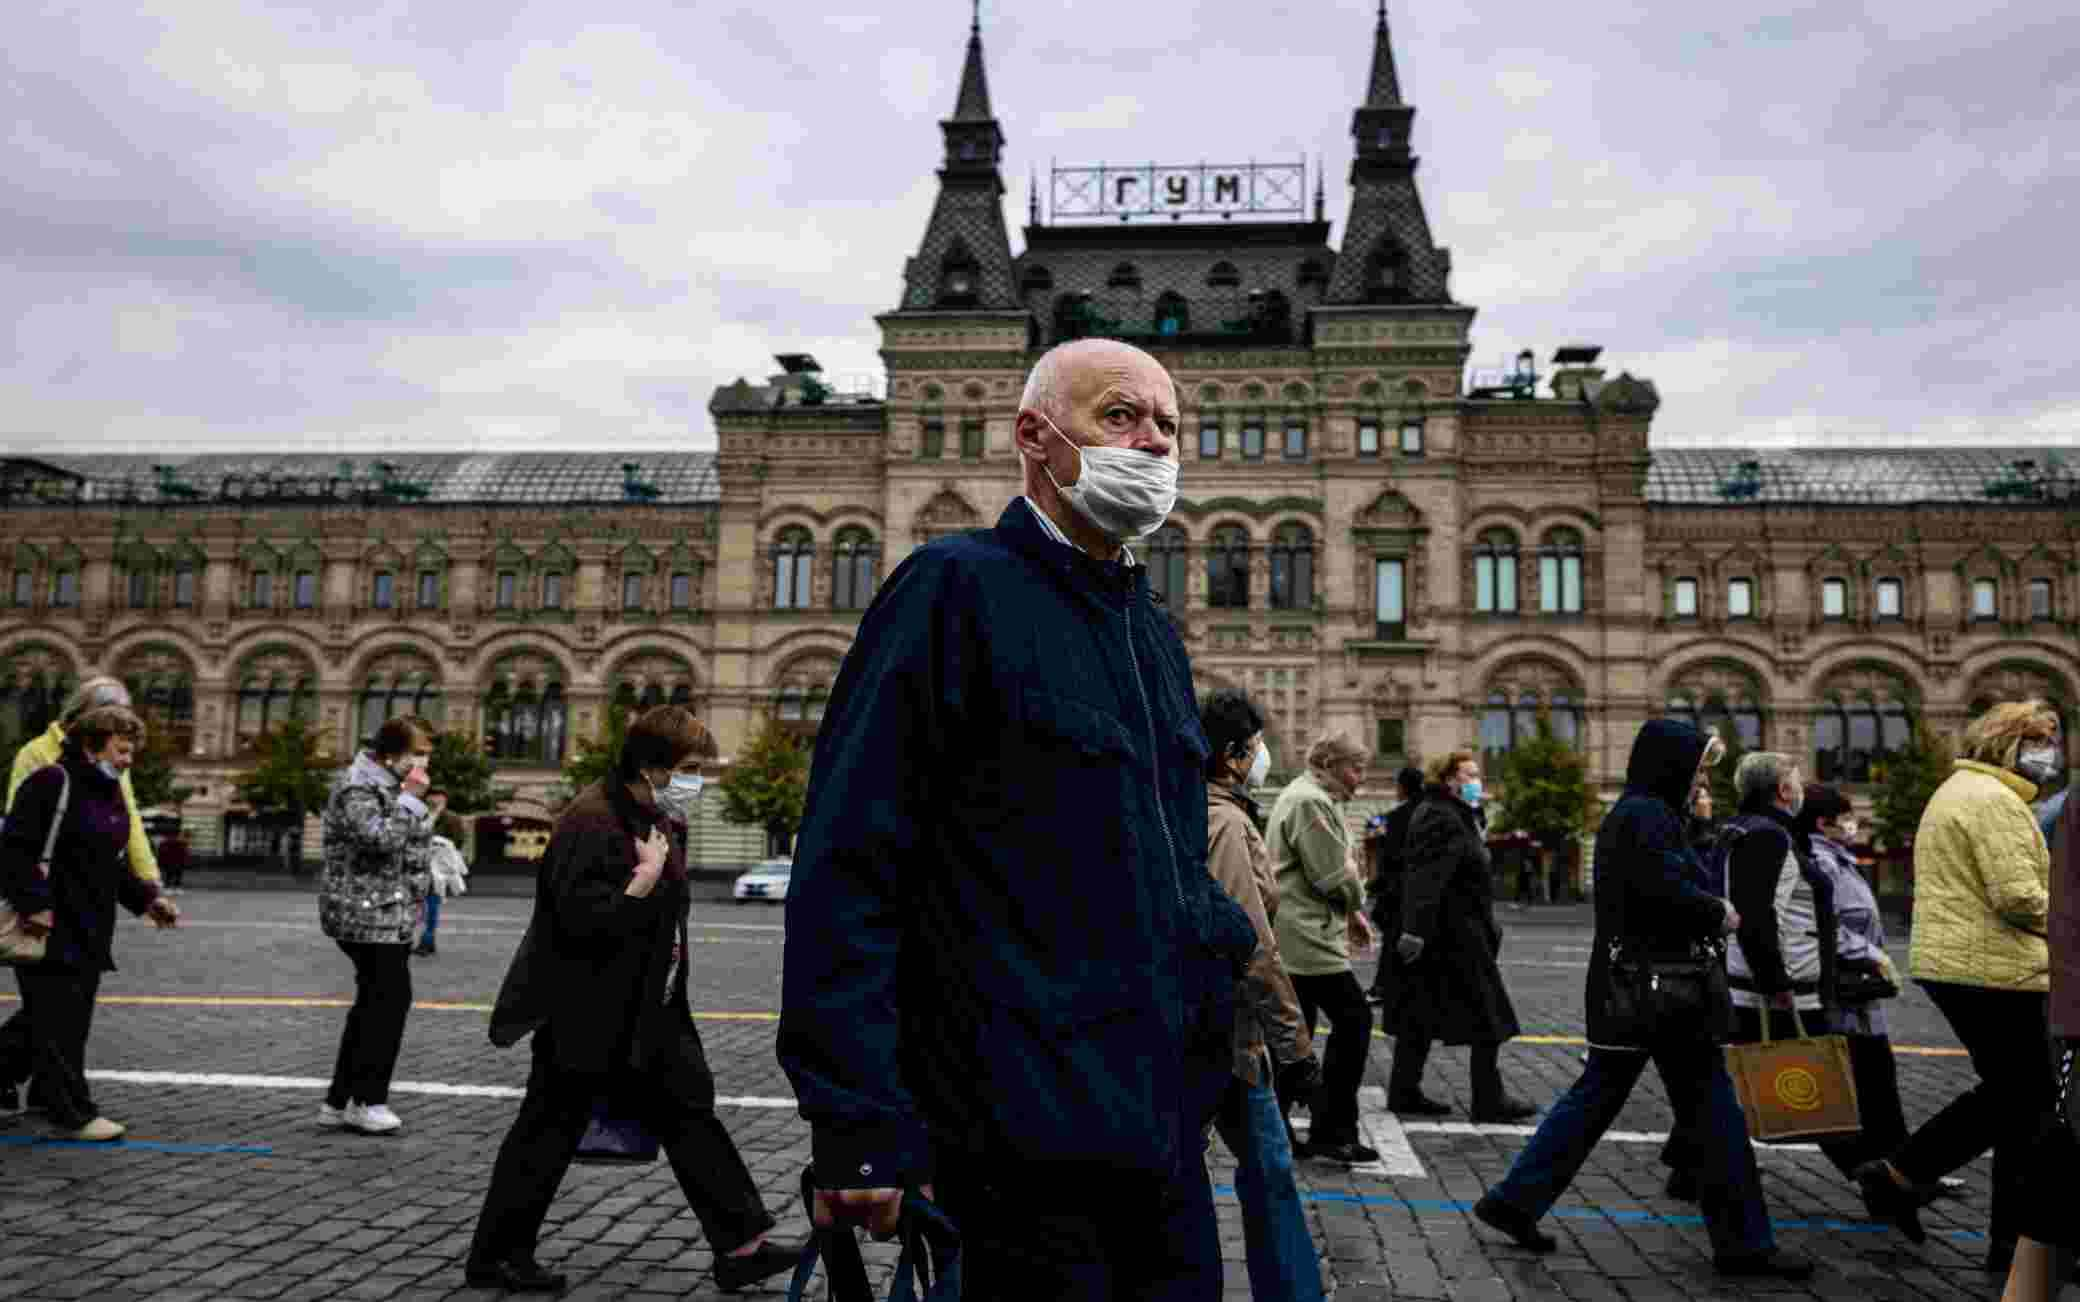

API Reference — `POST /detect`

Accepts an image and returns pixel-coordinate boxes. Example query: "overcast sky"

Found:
[4,0,2077,456]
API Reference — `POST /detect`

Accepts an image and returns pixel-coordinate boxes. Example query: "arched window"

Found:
[1539,529,1584,614]
[1366,238,1411,302]
[1107,262,1141,289]
[1147,527,1188,609]
[1670,691,1765,753]
[1153,292,1189,336]
[1813,694,1914,784]
[484,659,565,766]
[1474,530,1519,614]
[1019,265,1053,293]
[1482,688,1585,764]
[1207,526,1250,609]
[1480,692,1513,767]
[833,529,878,611]
[939,244,979,305]
[1253,289,1291,339]
[1206,261,1241,288]
[540,684,567,764]
[1268,525,1314,610]
[773,529,813,610]
[1297,259,1328,291]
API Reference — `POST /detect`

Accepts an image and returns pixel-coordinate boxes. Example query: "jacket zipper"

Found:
[1122,593,1185,911]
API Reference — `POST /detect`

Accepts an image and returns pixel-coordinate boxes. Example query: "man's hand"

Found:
[146,896,180,929]
[1720,903,1742,934]
[812,1184,935,1240]
[1396,932,1425,963]
[626,827,668,898]
[1348,909,1379,954]
[20,910,54,938]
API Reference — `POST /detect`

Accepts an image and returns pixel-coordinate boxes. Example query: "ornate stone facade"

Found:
[1,11,2074,863]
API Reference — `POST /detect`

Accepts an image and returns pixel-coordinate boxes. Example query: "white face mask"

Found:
[654,772,703,821]
[94,759,122,781]
[1038,413,1179,541]
[1246,742,1271,787]
[2017,745,2060,784]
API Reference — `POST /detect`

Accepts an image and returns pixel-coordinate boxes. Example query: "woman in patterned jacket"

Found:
[317,715,435,1136]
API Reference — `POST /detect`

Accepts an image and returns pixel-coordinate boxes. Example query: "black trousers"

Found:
[1290,969,1373,1145]
[1389,1037,1507,1109]
[8,964,102,1128]
[1893,981,2053,1249]
[933,1153,1220,1301]
[327,941,413,1108]
[471,1028,774,1264]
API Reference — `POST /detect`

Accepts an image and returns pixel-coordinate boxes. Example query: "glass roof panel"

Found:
[31,453,721,506]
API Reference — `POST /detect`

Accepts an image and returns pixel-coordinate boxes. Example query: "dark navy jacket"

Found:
[0,752,159,971]
[778,499,1257,1192]
[1585,719,1732,1048]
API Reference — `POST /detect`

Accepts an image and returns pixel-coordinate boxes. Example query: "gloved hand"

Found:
[1396,933,1426,963]
[1275,1055,1321,1114]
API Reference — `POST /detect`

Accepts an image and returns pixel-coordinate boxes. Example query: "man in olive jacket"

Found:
[1268,734,1378,1164]
[779,340,1257,1300]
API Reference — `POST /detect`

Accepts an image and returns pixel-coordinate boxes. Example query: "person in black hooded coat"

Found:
[1470,719,1815,1282]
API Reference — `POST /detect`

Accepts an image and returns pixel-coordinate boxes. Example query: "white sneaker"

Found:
[317,1102,348,1128]
[72,1117,126,1142]
[344,1102,402,1134]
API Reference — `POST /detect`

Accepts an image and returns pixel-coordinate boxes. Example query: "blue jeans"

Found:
[1487,1043,1773,1261]
[421,893,441,944]
[1214,1071,1324,1302]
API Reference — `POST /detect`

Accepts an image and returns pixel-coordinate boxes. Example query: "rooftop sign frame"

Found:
[1048,160,1308,223]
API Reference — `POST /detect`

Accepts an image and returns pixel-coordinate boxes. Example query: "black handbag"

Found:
[1603,939,1730,1042]
[1833,955,1900,1005]
[574,1093,660,1165]
[785,1169,961,1302]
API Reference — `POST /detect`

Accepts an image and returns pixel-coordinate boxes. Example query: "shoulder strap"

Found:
[37,766,69,869]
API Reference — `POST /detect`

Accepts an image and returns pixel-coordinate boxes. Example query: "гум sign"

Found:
[1050,161,1308,222]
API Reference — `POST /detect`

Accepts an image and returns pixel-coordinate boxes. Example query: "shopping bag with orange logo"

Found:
[1723,1010,1862,1143]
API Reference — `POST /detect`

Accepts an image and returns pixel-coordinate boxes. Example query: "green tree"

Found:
[127,723,195,812]
[557,699,635,806]
[232,719,337,875]
[718,715,810,856]
[1493,712,1604,898]
[1870,723,1955,851]
[425,728,511,815]
[1705,720,1747,818]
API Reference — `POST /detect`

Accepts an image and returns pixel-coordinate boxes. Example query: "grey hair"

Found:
[61,674,131,727]
[1734,751,1799,809]
[1018,338,1160,425]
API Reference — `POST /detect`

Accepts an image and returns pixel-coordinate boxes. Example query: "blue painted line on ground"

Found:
[1211,1185,1987,1241]
[0,1134,272,1155]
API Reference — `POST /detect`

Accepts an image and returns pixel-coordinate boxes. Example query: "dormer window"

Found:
[1107,262,1141,290]
[1019,265,1053,293]
[938,244,979,305]
[1297,259,1328,290]
[1153,292,1188,336]
[1206,261,1241,288]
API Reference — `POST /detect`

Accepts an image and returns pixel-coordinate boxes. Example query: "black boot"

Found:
[713,1240,805,1293]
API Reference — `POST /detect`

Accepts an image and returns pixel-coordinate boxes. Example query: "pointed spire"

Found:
[1314,160,1326,222]
[952,1,994,121]
[1365,0,1403,107]
[1029,169,1040,224]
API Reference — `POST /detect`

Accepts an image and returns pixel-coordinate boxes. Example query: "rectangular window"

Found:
[1673,577,1699,618]
[174,566,195,609]
[1399,419,1425,455]
[252,571,273,609]
[1241,422,1264,460]
[1822,577,1847,619]
[293,571,316,609]
[1972,578,1997,620]
[2028,577,2052,621]
[128,570,152,609]
[920,418,944,459]
[542,572,564,610]
[417,571,439,608]
[496,571,517,610]
[1875,577,1902,619]
[622,573,644,610]
[53,572,78,608]
[371,571,394,610]
[1375,718,1406,759]
[1199,422,1221,459]
[1357,420,1380,457]
[1282,422,1307,459]
[11,570,29,606]
[1727,577,1754,619]
[670,572,692,610]
[1374,558,1406,641]
[960,419,984,459]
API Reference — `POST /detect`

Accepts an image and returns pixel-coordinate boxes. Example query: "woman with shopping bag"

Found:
[467,705,801,1295]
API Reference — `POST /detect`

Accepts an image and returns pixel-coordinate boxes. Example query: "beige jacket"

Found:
[7,722,161,885]
[1207,784,1312,1086]
[1908,760,2050,991]
[1268,768,1364,978]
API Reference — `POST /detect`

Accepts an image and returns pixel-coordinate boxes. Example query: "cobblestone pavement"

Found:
[1,890,2071,1301]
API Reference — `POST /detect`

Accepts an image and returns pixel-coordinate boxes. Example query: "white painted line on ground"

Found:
[85,1070,798,1108]
[1353,1088,1428,1179]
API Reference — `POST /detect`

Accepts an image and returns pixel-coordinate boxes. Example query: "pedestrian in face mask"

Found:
[473,706,799,1294]
[1856,700,2061,1272]
[316,715,436,1135]
[780,339,1257,1300]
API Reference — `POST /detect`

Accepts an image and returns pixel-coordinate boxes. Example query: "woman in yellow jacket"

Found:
[1854,700,2061,1275]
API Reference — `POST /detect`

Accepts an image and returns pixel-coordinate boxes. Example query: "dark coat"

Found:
[0,753,159,971]
[779,498,1258,1193]
[1724,802,1839,1011]
[1368,798,1418,938]
[489,779,710,1106]
[1585,720,1735,1049]
[1384,789,1521,1045]
[2050,789,2080,1038]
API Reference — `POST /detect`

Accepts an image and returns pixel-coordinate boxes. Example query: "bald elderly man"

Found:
[780,339,1257,1298]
